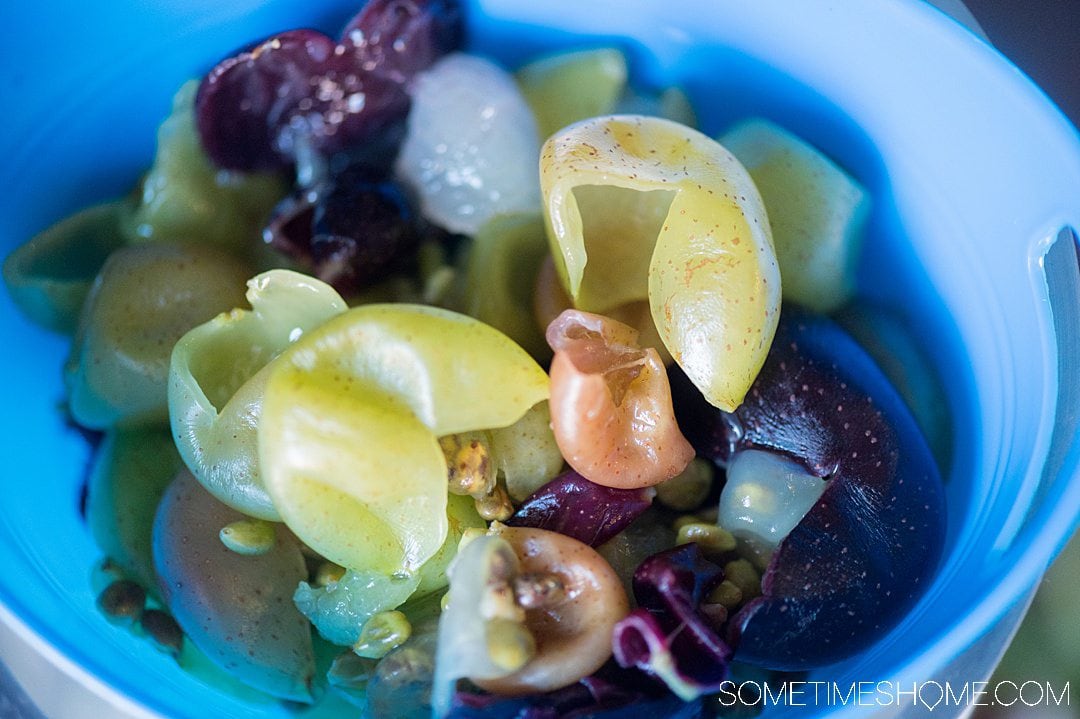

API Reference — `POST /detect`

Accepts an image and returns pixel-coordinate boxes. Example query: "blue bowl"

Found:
[2,0,1080,716]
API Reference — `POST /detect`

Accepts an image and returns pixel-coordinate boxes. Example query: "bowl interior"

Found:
[3,0,1080,717]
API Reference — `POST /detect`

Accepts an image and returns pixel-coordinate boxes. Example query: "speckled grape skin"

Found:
[152,469,315,701]
[672,309,946,670]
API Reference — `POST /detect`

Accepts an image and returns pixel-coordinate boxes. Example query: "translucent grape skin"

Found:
[195,0,462,172]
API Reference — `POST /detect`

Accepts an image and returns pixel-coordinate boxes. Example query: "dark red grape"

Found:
[195,0,463,172]
[506,470,654,548]
[263,166,423,294]
[671,309,946,670]
[342,0,464,84]
[263,189,317,265]
[310,167,419,289]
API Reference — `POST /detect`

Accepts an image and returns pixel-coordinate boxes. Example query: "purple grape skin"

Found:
[263,169,422,294]
[310,167,420,289]
[342,0,464,84]
[195,30,409,172]
[505,470,654,548]
[196,29,337,171]
[195,0,463,172]
[612,545,732,693]
[671,309,946,670]
[151,469,316,701]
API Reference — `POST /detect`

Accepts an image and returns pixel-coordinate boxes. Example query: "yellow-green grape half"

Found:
[460,213,553,362]
[720,118,869,314]
[124,80,287,257]
[414,493,487,596]
[515,48,627,140]
[540,115,780,411]
[258,304,549,576]
[65,243,251,429]
[86,427,182,591]
[3,201,128,334]
[169,270,346,520]
[490,401,565,504]
[153,469,315,702]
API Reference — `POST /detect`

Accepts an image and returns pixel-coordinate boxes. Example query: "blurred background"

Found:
[960,1,1080,717]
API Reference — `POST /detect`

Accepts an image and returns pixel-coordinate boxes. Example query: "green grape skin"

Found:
[515,48,627,140]
[720,118,870,314]
[540,114,781,411]
[169,269,346,520]
[123,81,287,258]
[259,303,550,577]
[86,427,183,593]
[3,201,128,335]
[65,242,251,429]
[459,213,553,362]
[489,401,565,504]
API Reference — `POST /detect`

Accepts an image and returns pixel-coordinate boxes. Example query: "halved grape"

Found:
[540,115,780,411]
[258,304,549,575]
[488,401,565,504]
[395,53,542,234]
[671,310,946,670]
[169,269,347,520]
[86,427,182,591]
[515,48,627,140]
[126,81,286,255]
[720,118,869,314]
[196,30,408,172]
[2,201,127,334]
[458,213,552,361]
[153,469,315,702]
[65,243,250,429]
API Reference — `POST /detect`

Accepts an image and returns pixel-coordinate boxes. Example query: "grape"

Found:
[196,30,408,172]
[312,167,422,290]
[395,53,542,234]
[169,269,347,521]
[507,470,654,548]
[671,310,946,670]
[152,469,315,701]
[263,166,426,295]
[540,115,781,412]
[342,0,463,84]
[515,47,627,139]
[126,80,286,255]
[2,200,126,335]
[65,243,250,429]
[258,303,550,576]
[85,427,182,592]
[195,0,463,172]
